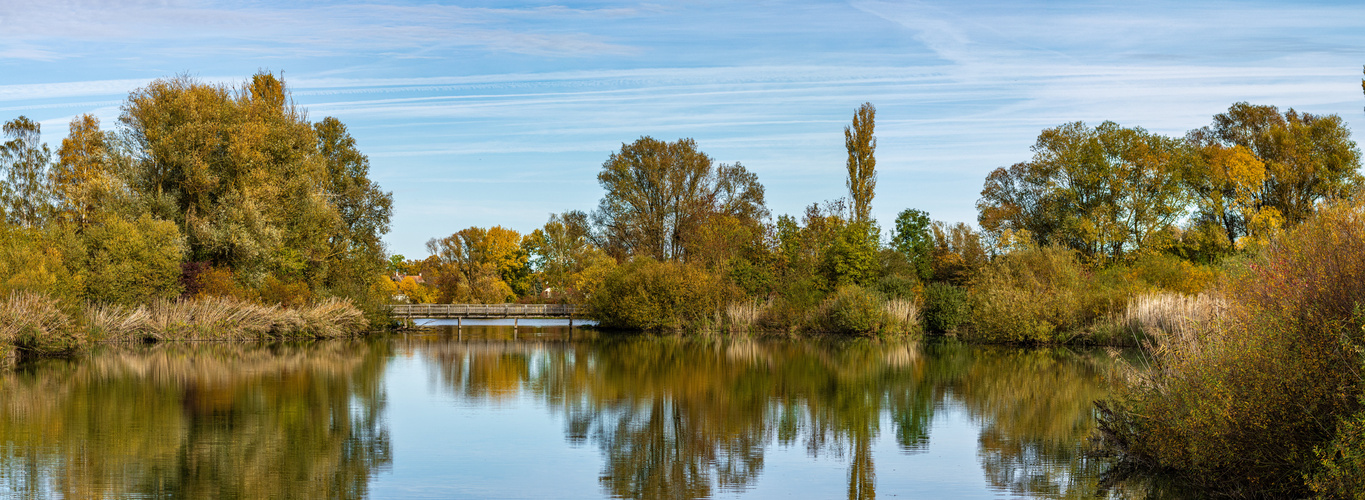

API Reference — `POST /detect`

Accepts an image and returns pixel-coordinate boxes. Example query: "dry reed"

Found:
[882,298,921,333]
[1116,292,1227,352]
[721,300,769,334]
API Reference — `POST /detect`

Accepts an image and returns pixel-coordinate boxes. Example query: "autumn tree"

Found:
[425,226,530,303]
[977,121,1189,261]
[1189,102,1361,229]
[1,116,53,228]
[593,137,767,262]
[119,72,391,303]
[525,210,616,301]
[53,114,129,228]
[845,103,877,222]
[929,221,988,285]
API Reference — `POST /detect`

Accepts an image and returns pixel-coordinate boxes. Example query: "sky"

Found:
[1,0,1363,258]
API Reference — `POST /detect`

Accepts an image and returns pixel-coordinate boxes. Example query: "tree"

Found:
[890,209,933,281]
[977,121,1189,261]
[1190,102,1361,228]
[314,117,394,292]
[593,137,766,262]
[1,116,53,228]
[844,103,877,222]
[53,114,128,229]
[1181,143,1270,249]
[425,226,529,303]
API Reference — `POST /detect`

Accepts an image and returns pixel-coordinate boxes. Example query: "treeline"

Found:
[405,100,1361,340]
[0,72,391,357]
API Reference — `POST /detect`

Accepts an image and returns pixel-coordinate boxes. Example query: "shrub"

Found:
[822,285,884,335]
[968,245,1132,343]
[1308,405,1365,498]
[874,274,920,301]
[922,283,969,334]
[82,215,185,305]
[1098,197,1365,496]
[588,258,735,331]
[1125,252,1220,295]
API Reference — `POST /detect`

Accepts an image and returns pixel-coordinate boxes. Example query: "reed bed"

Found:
[1,293,372,356]
[1114,292,1227,351]
[882,298,921,334]
[721,300,770,334]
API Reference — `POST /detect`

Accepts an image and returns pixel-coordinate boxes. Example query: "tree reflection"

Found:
[416,332,1134,499]
[0,341,391,499]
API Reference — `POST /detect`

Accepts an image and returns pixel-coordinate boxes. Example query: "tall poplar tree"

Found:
[844,102,877,222]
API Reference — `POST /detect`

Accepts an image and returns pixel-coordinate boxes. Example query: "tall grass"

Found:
[2,294,372,358]
[1111,292,1227,349]
[721,300,769,334]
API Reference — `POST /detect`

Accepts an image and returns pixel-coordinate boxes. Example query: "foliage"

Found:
[592,136,766,261]
[930,221,988,285]
[822,220,880,287]
[0,117,53,229]
[922,283,969,334]
[1308,403,1365,499]
[820,285,886,335]
[1097,196,1365,495]
[978,121,1191,262]
[890,208,932,281]
[425,226,529,303]
[588,258,736,331]
[968,245,1136,343]
[81,215,185,305]
[1189,102,1362,229]
[844,102,877,222]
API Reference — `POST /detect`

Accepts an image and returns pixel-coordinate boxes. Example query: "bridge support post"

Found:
[457,317,461,330]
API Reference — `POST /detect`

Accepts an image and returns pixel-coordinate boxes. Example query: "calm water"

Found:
[0,323,1160,499]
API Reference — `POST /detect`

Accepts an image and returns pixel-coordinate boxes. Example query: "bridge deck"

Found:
[390,303,579,319]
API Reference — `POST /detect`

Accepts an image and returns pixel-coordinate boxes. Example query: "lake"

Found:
[0,322,1161,499]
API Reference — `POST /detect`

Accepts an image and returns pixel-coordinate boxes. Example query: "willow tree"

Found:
[844,102,877,222]
[593,137,767,262]
[53,115,127,229]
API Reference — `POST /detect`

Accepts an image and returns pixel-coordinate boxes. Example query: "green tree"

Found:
[313,117,393,293]
[823,220,880,287]
[82,215,186,304]
[593,137,766,262]
[890,209,932,281]
[1,116,53,228]
[844,103,877,222]
[977,121,1189,261]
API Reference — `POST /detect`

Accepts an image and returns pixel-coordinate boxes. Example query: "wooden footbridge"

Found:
[389,303,580,320]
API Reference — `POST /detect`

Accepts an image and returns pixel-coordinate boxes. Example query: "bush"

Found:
[922,283,968,334]
[968,245,1134,343]
[588,258,735,331]
[1125,252,1220,295]
[874,274,920,301]
[823,285,884,335]
[1308,406,1365,498]
[82,216,185,305]
[1098,197,1365,496]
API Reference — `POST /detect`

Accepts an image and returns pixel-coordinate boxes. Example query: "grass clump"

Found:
[0,291,81,355]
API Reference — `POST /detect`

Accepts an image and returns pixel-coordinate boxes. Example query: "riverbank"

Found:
[0,292,373,360]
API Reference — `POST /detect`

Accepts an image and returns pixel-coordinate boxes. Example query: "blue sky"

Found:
[2,0,1363,257]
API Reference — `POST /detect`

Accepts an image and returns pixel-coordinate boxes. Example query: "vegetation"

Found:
[0,71,392,358]
[1097,195,1365,496]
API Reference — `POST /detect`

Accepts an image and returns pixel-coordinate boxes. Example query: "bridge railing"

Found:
[389,303,580,319]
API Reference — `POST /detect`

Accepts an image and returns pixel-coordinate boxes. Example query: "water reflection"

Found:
[410,328,1134,499]
[0,327,1147,499]
[0,341,391,499]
